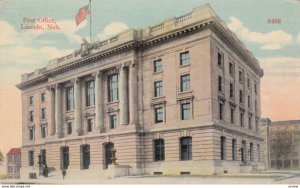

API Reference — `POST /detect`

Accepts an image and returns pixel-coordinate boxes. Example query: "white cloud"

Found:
[0,46,72,66]
[259,56,300,77]
[0,0,5,8]
[57,19,88,43]
[0,21,18,45]
[227,17,292,50]
[0,21,73,67]
[97,22,128,40]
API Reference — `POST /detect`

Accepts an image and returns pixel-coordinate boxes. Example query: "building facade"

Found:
[6,148,21,179]
[261,118,300,169]
[17,4,264,179]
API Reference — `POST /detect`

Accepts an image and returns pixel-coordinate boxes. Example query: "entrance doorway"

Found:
[104,143,114,169]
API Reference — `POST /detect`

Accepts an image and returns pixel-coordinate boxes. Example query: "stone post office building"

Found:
[17,4,264,178]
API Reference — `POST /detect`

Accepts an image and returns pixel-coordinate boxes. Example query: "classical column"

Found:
[55,84,63,138]
[95,70,104,132]
[119,63,129,125]
[74,78,82,135]
[129,63,138,124]
[49,86,55,135]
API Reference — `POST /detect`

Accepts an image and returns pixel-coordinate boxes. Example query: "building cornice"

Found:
[16,75,48,90]
[16,4,263,90]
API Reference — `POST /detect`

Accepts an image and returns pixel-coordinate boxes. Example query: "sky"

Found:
[0,0,300,165]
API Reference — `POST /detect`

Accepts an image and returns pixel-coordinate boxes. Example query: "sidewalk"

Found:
[0,173,295,184]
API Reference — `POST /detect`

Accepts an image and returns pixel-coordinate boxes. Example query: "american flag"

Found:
[75,5,90,26]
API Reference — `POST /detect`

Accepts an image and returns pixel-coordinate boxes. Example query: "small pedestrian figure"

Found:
[43,164,49,177]
[62,169,66,180]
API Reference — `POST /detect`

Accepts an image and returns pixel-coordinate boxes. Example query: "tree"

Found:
[271,132,293,170]
[0,150,3,165]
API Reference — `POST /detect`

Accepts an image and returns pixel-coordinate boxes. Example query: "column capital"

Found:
[56,83,61,89]
[95,70,103,78]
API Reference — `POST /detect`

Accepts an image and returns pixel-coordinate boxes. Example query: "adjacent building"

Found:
[17,4,264,179]
[6,148,21,179]
[261,118,300,169]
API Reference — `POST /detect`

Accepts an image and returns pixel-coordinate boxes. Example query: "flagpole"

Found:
[89,0,92,43]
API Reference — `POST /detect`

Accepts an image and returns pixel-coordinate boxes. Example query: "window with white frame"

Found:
[180,51,190,66]
[221,136,226,160]
[29,127,34,140]
[86,80,95,107]
[110,113,118,129]
[180,74,190,92]
[66,86,74,111]
[41,92,46,102]
[181,100,191,120]
[154,139,165,161]
[41,108,46,119]
[41,124,46,138]
[154,59,162,73]
[180,137,192,160]
[87,118,94,132]
[108,74,119,102]
[154,104,164,123]
[154,80,163,97]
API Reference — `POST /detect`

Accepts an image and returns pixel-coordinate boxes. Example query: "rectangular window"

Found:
[154,59,162,73]
[41,92,46,102]
[86,80,95,107]
[180,137,192,161]
[181,102,191,120]
[221,136,226,160]
[87,119,94,132]
[180,74,190,92]
[239,90,243,103]
[29,111,34,122]
[254,82,258,94]
[217,52,223,67]
[250,143,254,161]
[154,81,163,97]
[154,139,165,161]
[81,145,90,169]
[247,78,250,88]
[108,74,119,102]
[248,95,251,108]
[110,114,118,129]
[230,107,235,123]
[28,151,34,166]
[40,150,46,166]
[41,125,46,138]
[29,128,34,140]
[255,119,259,132]
[240,111,244,127]
[232,139,237,161]
[29,96,34,105]
[230,83,234,98]
[248,114,252,130]
[229,62,234,75]
[180,51,190,66]
[255,100,257,112]
[154,106,164,123]
[257,144,260,162]
[41,108,46,119]
[66,86,74,111]
[67,122,72,135]
[239,70,243,83]
[61,147,69,170]
[219,103,223,120]
[218,76,223,92]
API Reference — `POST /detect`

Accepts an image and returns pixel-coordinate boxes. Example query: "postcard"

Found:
[0,0,299,186]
